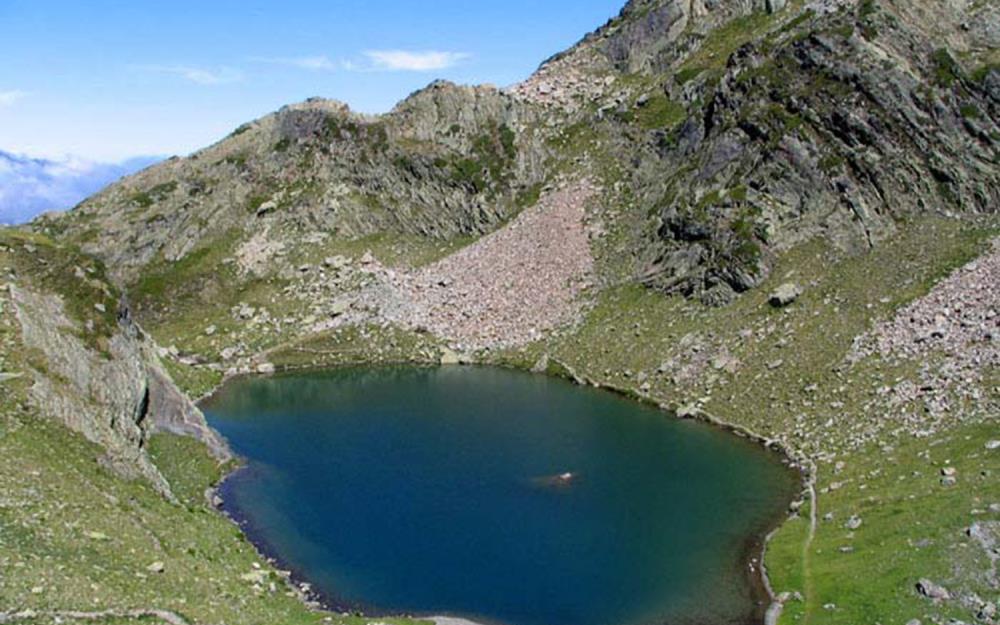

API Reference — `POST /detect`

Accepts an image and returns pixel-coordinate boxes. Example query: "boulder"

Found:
[329,300,351,317]
[915,578,950,602]
[770,283,803,307]
[439,348,461,366]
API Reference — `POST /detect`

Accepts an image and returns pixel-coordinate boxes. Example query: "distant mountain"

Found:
[0,151,161,224]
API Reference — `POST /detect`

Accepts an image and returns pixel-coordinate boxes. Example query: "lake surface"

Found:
[203,367,797,625]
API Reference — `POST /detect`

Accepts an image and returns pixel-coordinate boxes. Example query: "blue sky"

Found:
[0,0,624,162]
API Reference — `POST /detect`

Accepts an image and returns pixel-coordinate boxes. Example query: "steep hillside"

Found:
[0,232,352,624]
[5,1,1000,625]
[513,0,1000,302]
[38,0,998,321]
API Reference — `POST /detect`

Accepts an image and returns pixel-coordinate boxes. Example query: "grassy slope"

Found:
[132,230,471,399]
[0,235,425,625]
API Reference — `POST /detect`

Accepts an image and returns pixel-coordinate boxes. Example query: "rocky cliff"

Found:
[513,0,1000,303]
[0,231,228,499]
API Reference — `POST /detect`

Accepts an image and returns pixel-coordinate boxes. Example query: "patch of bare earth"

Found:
[354,180,598,350]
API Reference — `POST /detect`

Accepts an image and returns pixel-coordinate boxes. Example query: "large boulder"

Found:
[770,283,803,307]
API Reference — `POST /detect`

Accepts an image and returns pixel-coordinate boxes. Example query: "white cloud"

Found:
[134,65,243,85]
[0,150,160,224]
[256,55,338,71]
[253,50,469,74]
[0,90,27,107]
[362,50,470,72]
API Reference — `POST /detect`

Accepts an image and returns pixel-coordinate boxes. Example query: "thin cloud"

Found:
[134,65,243,85]
[0,90,27,107]
[255,55,338,71]
[362,50,470,72]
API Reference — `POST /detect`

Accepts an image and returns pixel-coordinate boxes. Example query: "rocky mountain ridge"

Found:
[18,0,999,486]
[37,0,999,313]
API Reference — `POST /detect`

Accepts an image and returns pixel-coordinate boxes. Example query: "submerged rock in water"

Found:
[531,472,578,488]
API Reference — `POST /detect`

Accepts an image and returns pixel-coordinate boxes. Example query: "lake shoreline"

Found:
[200,363,806,625]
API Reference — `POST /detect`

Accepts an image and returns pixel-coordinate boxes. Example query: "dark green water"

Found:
[203,367,797,625]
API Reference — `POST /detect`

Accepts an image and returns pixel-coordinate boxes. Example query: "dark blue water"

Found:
[203,367,797,625]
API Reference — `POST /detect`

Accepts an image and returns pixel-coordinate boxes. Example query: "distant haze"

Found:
[0,151,161,224]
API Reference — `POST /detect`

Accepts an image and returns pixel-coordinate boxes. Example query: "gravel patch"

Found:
[350,180,598,350]
[849,238,1000,427]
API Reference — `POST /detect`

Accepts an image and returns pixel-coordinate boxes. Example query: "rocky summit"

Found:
[1,1,999,625]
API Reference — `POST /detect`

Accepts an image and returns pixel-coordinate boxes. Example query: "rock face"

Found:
[6,239,229,495]
[12,286,171,493]
[507,0,1000,303]
[617,2,998,299]
[146,364,230,461]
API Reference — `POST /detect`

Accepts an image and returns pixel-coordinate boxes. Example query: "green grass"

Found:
[161,359,223,400]
[267,323,444,371]
[766,508,812,622]
[786,420,1000,625]
[932,48,964,87]
[633,95,687,130]
[147,433,233,508]
[676,9,783,81]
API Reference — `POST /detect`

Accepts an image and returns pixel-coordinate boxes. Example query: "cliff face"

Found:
[631,4,998,302]
[0,231,228,498]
